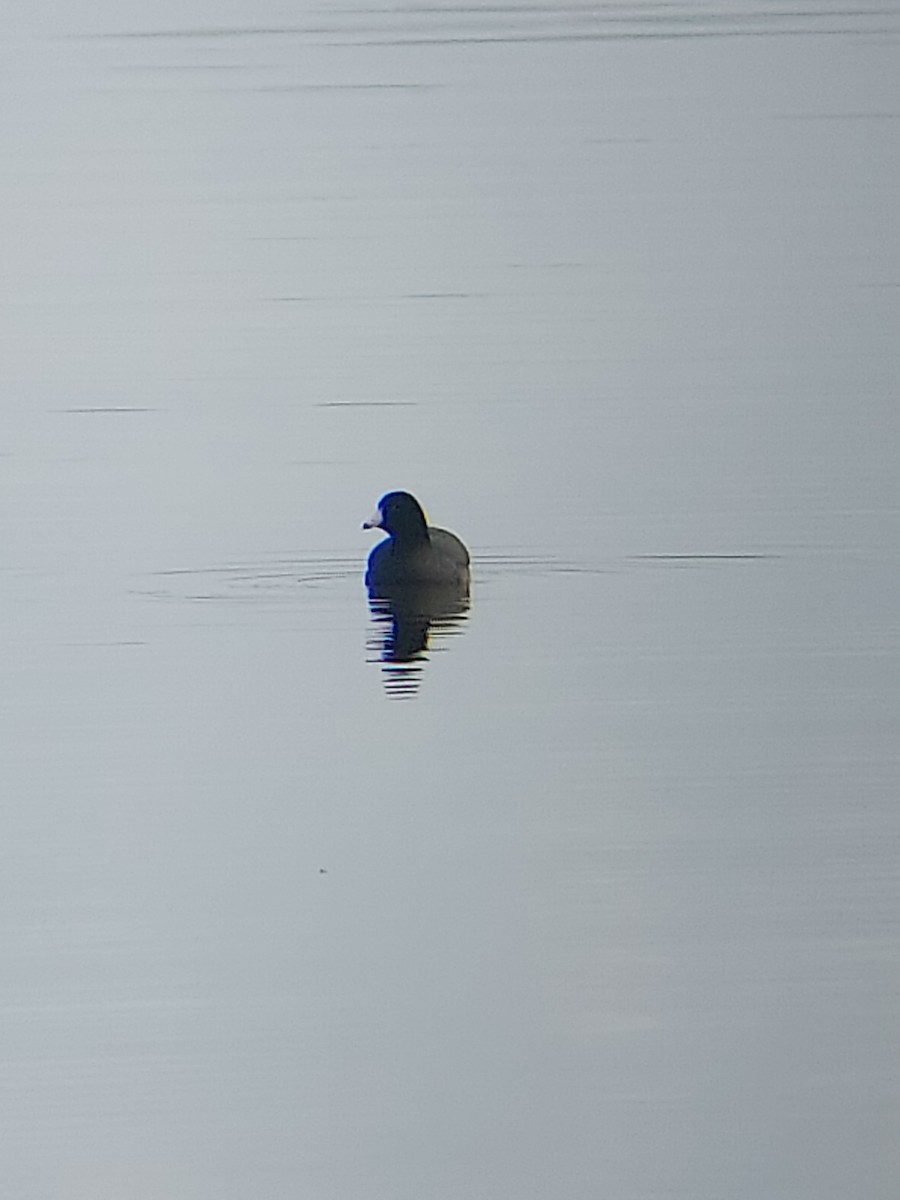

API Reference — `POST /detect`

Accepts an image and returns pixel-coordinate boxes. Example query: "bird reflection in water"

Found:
[366,586,469,698]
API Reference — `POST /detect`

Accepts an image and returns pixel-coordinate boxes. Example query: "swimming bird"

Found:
[363,491,470,595]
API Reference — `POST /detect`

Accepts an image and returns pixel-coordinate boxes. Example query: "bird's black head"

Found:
[363,491,429,543]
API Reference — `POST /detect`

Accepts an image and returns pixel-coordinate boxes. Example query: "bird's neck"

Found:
[393,521,430,549]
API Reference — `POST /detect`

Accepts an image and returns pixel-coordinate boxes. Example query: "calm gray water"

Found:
[2,2,899,1196]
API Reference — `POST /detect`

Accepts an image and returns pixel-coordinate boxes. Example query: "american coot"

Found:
[363,491,470,595]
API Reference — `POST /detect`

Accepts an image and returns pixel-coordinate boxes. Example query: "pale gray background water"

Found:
[2,2,899,1197]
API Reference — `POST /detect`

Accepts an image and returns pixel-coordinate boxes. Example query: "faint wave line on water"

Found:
[62,2,900,45]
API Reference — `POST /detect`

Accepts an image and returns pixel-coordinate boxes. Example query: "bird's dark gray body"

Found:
[363,491,470,596]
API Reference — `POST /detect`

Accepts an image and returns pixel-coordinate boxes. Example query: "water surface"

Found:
[1,2,899,1197]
